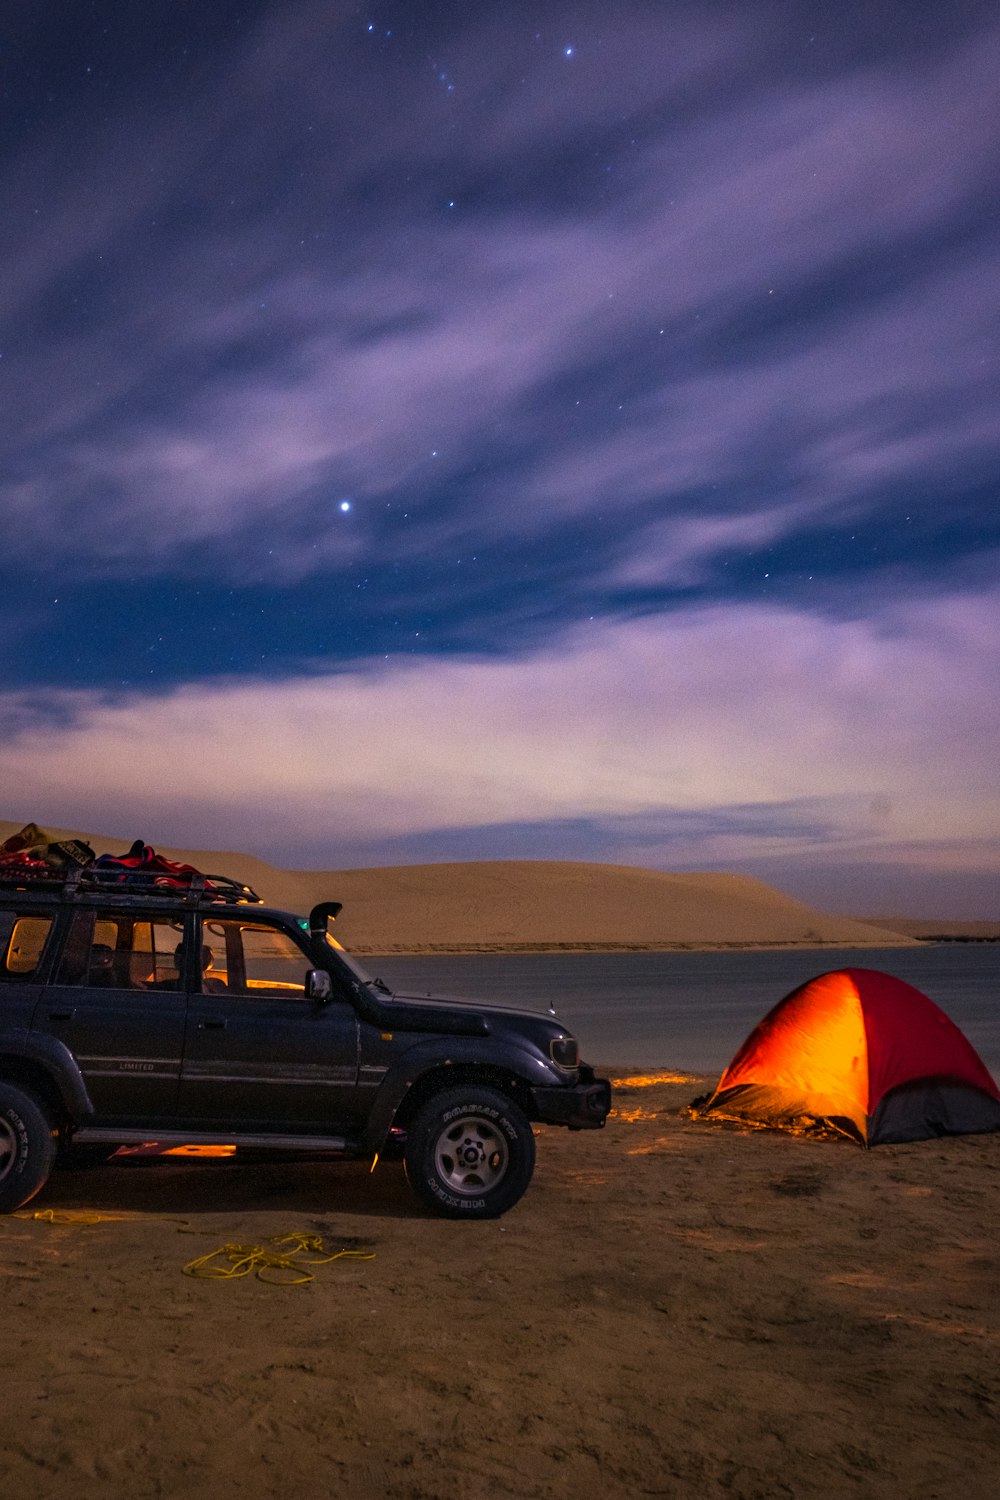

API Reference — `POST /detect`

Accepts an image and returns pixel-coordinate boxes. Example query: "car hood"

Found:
[369,989,573,1042]
[388,989,557,1020]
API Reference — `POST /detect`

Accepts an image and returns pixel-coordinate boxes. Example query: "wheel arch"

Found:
[365,1060,537,1155]
[0,1033,92,1126]
[0,1055,65,1127]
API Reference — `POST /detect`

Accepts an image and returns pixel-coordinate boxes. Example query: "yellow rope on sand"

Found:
[12,1210,374,1284]
[182,1231,376,1286]
[14,1207,135,1225]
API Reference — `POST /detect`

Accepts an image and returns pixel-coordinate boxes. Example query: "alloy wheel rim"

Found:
[433,1113,509,1196]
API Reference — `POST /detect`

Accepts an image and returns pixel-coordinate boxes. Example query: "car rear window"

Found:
[0,912,54,982]
[55,910,186,990]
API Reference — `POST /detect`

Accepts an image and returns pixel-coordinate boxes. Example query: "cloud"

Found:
[1,0,997,603]
[2,592,996,879]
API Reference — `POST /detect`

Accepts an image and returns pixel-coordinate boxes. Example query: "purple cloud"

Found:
[1,2,996,587]
[1,590,996,886]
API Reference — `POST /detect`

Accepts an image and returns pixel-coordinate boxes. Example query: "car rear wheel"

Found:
[403,1085,535,1219]
[0,1083,57,1212]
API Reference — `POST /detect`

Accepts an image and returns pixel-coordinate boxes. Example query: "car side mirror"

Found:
[305,969,333,1002]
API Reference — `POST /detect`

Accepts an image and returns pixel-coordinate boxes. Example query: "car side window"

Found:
[0,912,54,982]
[201,920,313,998]
[55,911,186,990]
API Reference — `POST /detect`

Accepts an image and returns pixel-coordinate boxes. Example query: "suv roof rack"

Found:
[0,865,262,906]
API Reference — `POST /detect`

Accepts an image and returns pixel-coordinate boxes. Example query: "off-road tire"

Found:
[403,1085,535,1219]
[0,1083,57,1212]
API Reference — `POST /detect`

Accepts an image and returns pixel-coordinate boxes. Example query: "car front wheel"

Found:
[0,1083,56,1213]
[403,1085,536,1219]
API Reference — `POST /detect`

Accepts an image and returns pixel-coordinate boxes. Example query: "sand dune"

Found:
[2,818,914,952]
[304,860,916,953]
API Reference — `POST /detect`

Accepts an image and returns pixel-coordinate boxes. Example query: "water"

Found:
[370,946,1000,1077]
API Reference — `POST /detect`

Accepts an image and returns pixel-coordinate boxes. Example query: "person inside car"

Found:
[198,943,227,993]
[148,941,227,991]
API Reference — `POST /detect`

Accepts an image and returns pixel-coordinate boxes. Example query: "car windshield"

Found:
[320,932,391,993]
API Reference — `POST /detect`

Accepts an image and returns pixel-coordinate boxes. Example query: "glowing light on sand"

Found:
[116,1143,236,1157]
[610,1071,698,1088]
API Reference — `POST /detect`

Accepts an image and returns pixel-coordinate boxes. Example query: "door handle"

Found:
[47,1009,76,1021]
[198,1019,227,1030]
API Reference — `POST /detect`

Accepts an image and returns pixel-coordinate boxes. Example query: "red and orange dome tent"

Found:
[700,968,1000,1146]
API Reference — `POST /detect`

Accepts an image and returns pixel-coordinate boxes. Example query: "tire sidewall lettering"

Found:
[426,1178,485,1211]
[442,1103,500,1124]
[439,1103,518,1145]
[0,1087,55,1209]
[1,1107,29,1173]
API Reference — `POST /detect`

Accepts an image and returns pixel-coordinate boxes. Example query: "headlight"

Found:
[549,1035,579,1068]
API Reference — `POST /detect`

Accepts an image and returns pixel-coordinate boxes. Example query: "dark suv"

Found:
[0,868,610,1218]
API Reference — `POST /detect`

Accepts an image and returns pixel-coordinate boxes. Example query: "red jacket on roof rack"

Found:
[92,840,208,888]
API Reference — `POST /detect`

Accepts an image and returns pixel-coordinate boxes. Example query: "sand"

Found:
[2,1074,997,1500]
[0,819,916,953]
[298,862,918,954]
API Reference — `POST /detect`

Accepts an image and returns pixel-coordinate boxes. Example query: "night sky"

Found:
[2,1,998,915]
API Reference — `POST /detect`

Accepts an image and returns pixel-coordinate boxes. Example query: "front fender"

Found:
[0,1028,95,1120]
[361,1037,568,1154]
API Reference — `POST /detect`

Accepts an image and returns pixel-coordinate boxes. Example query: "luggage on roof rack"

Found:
[0,863,261,905]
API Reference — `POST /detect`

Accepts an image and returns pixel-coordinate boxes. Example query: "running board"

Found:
[73,1127,351,1152]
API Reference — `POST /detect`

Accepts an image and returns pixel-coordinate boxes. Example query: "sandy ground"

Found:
[2,1075,997,1500]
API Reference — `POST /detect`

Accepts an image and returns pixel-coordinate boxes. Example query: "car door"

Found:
[32,909,189,1121]
[177,915,360,1131]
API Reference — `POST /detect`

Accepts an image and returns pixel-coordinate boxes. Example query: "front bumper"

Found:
[530,1066,612,1130]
